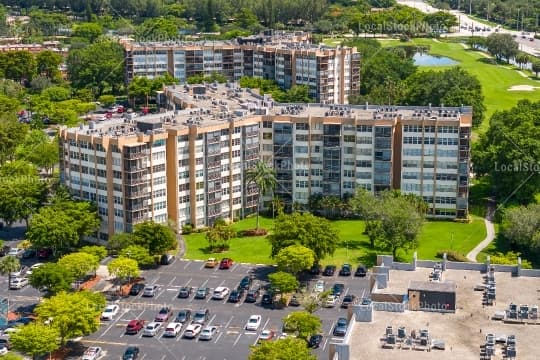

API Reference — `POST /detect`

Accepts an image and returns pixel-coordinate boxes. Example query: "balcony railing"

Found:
[123,151,148,159]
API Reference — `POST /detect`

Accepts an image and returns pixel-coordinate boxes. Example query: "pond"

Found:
[413,52,458,66]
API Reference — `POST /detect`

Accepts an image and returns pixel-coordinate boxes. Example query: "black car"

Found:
[341,294,356,308]
[0,245,10,257]
[129,283,145,296]
[339,264,352,276]
[289,295,300,307]
[175,309,191,323]
[177,286,192,298]
[239,276,252,290]
[22,249,36,259]
[309,263,322,275]
[0,338,12,350]
[195,287,210,299]
[331,283,345,297]
[333,317,348,337]
[160,254,175,265]
[354,265,367,277]
[323,265,336,276]
[228,288,245,303]
[308,334,323,348]
[123,346,140,360]
[261,292,274,305]
[245,289,260,303]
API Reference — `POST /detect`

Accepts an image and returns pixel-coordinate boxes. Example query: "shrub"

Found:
[436,250,468,262]
[239,228,268,237]
[181,224,193,235]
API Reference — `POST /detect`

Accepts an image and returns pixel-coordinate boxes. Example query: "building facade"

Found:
[59,83,471,240]
[122,33,360,104]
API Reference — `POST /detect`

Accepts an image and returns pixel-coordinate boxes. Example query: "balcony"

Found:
[207,136,220,145]
[126,202,148,212]
[125,177,149,186]
[208,197,221,205]
[124,190,148,199]
[123,151,148,160]
[207,161,221,168]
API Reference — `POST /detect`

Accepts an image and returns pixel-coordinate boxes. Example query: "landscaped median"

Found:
[182,215,486,267]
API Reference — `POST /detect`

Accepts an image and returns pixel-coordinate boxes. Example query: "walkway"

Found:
[466,199,496,262]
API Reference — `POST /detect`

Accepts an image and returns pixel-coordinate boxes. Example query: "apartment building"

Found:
[122,33,360,104]
[59,83,471,240]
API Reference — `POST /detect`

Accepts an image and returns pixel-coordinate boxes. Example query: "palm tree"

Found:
[0,255,21,290]
[245,160,277,230]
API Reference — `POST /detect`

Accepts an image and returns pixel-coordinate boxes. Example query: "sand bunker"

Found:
[507,85,539,91]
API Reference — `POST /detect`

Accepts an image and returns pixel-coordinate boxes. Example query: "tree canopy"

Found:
[57,252,99,280]
[268,271,298,294]
[9,322,60,359]
[249,337,316,360]
[282,311,322,339]
[108,256,140,283]
[132,220,177,256]
[276,245,315,276]
[29,263,75,295]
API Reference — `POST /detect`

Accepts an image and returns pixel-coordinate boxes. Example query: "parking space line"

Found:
[199,262,207,270]
[225,315,234,328]
[261,317,270,330]
[155,289,165,299]
[185,278,193,286]
[323,338,329,351]
[231,263,239,272]
[207,314,216,326]
[168,276,177,286]
[183,262,191,270]
[214,331,223,344]
[233,333,242,346]
[328,321,335,336]
[150,276,160,285]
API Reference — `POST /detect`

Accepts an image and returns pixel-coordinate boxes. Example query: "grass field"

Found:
[183,215,486,267]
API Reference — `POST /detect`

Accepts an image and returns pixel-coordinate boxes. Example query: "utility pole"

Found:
[469,0,472,16]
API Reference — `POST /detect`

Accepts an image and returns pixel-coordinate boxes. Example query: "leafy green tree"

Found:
[490,251,533,268]
[0,255,20,289]
[0,50,36,82]
[41,86,71,102]
[268,271,298,294]
[269,212,339,262]
[276,245,315,276]
[500,204,540,258]
[128,76,153,107]
[235,8,262,31]
[0,118,28,164]
[108,257,140,283]
[9,322,60,360]
[98,94,116,107]
[0,353,24,360]
[485,33,519,62]
[466,36,487,50]
[72,22,103,43]
[245,161,277,230]
[119,245,154,267]
[0,174,47,226]
[57,252,99,280]
[349,188,383,247]
[515,53,530,69]
[282,311,322,339]
[281,85,312,103]
[532,60,540,78]
[424,11,458,31]
[107,232,134,255]
[249,337,316,360]
[27,207,79,255]
[36,50,62,80]
[135,17,178,40]
[79,245,107,261]
[29,263,74,295]
[0,79,24,99]
[206,219,236,251]
[35,291,105,345]
[132,220,177,255]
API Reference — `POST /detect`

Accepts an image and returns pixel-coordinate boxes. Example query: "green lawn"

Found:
[183,215,486,267]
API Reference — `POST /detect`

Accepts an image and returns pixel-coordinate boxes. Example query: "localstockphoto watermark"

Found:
[494,161,540,173]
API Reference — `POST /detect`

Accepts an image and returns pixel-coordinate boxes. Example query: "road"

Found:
[397,0,540,57]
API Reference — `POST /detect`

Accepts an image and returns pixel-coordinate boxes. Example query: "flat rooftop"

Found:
[350,268,540,360]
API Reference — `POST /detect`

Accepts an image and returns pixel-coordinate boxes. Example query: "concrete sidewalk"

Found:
[466,199,496,262]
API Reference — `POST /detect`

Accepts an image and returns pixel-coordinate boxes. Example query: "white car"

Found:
[10,266,28,278]
[142,285,159,297]
[26,263,44,276]
[183,323,202,339]
[325,295,337,308]
[9,277,28,290]
[245,315,262,331]
[199,326,218,340]
[212,286,230,300]
[82,346,102,360]
[0,345,7,355]
[100,305,120,321]
[163,322,182,337]
[7,248,24,258]
[142,322,162,337]
[314,280,325,293]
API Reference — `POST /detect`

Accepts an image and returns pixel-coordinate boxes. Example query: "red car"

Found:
[37,248,51,259]
[219,258,233,269]
[125,319,145,334]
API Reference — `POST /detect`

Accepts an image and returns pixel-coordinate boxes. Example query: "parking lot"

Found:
[82,258,371,360]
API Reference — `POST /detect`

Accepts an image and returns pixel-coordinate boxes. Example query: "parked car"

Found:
[154,307,173,322]
[160,254,175,265]
[204,258,218,268]
[199,326,218,340]
[7,248,24,258]
[101,304,120,320]
[0,338,12,350]
[261,292,274,305]
[325,295,338,308]
[183,323,202,339]
[0,245,10,257]
[354,265,367,277]
[195,287,210,299]
[219,258,233,269]
[258,329,275,342]
[333,317,348,337]
[212,286,230,300]
[163,322,182,337]
[129,283,145,296]
[192,309,210,324]
[341,294,357,308]
[37,248,51,259]
[125,320,145,334]
[10,266,29,278]
[245,315,262,331]
[142,322,162,337]
[245,289,260,303]
[309,263,322,275]
[142,285,159,297]
[289,295,300,307]
[0,345,6,356]
[314,280,325,293]
[122,346,140,360]
[323,265,336,276]
[175,309,191,324]
[331,283,345,297]
[82,346,102,360]
[178,286,192,298]
[9,277,29,290]
[308,334,323,348]
[26,263,43,275]
[239,276,252,290]
[228,288,245,303]
[339,264,352,276]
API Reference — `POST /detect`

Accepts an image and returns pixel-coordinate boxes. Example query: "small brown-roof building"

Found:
[408,280,457,313]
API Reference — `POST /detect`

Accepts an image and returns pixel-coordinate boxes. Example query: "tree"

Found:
[128,76,153,107]
[98,94,116,107]
[424,11,458,32]
[29,263,75,295]
[27,207,79,255]
[282,311,322,339]
[36,50,62,80]
[206,219,236,252]
[500,204,540,258]
[269,212,339,262]
[466,36,486,50]
[249,337,316,360]
[268,271,298,294]
[349,188,383,247]
[107,232,134,255]
[0,255,20,290]
[0,118,28,164]
[119,245,154,267]
[41,86,71,102]
[532,60,540,78]
[0,50,36,82]
[132,220,177,255]
[485,33,518,62]
[276,245,315,276]
[35,291,105,345]
[16,130,59,173]
[135,17,178,40]
[57,252,99,280]
[245,161,277,230]
[515,53,530,69]
[72,22,103,43]
[79,245,108,261]
[281,85,312,103]
[9,322,60,360]
[108,257,140,283]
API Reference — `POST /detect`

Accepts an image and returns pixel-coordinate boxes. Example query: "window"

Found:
[196,182,204,190]
[343,169,355,177]
[295,123,309,130]
[153,189,166,197]
[295,180,308,188]
[152,164,165,173]
[357,125,372,132]
[196,193,204,201]
[263,121,272,128]
[296,134,308,141]
[295,146,308,154]
[154,176,166,185]
[179,195,190,203]
[296,169,309,176]
[263,132,272,140]
[343,135,355,143]
[311,169,323,176]
[356,160,372,167]
[154,201,167,210]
